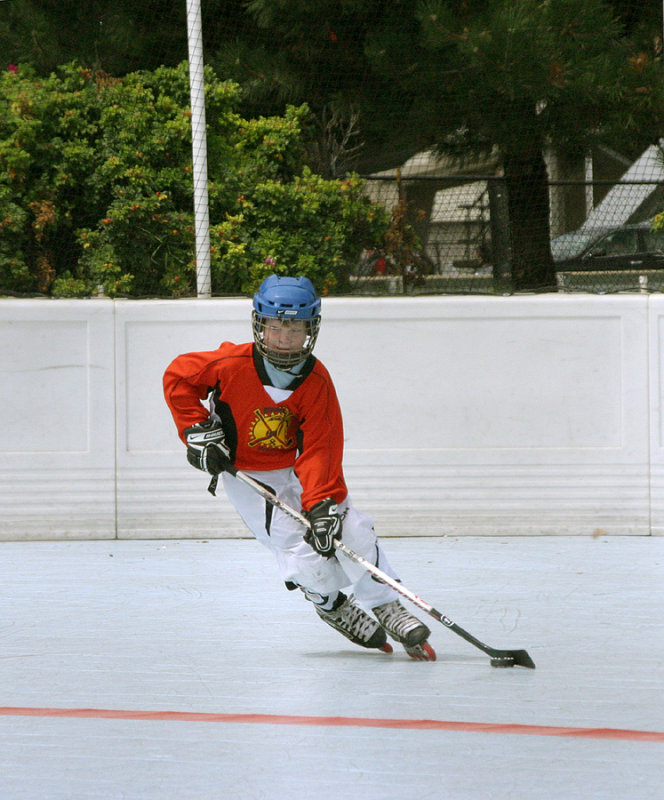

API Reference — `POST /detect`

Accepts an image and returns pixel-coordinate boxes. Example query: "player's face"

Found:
[262,318,308,357]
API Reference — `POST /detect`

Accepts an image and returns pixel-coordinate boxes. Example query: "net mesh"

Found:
[1,0,664,297]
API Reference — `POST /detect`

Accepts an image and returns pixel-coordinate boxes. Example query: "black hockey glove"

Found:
[184,420,231,475]
[304,498,342,558]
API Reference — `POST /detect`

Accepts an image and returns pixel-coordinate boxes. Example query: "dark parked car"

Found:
[551,222,664,272]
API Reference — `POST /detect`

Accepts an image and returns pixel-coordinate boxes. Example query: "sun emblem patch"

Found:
[248,407,296,450]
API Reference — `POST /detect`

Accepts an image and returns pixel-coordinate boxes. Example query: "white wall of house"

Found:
[3,294,664,539]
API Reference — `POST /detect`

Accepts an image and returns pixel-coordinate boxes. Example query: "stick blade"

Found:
[490,649,536,669]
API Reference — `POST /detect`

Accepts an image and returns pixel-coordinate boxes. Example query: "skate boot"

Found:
[372,599,436,661]
[316,593,393,653]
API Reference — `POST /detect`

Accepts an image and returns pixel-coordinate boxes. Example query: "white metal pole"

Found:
[584,150,594,218]
[186,0,211,298]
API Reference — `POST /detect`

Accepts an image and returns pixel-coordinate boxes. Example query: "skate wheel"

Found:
[379,642,394,654]
[406,641,436,661]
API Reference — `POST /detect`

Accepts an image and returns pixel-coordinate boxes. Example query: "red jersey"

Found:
[163,342,348,510]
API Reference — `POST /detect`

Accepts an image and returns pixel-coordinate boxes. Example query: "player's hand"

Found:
[184,420,231,475]
[304,498,342,558]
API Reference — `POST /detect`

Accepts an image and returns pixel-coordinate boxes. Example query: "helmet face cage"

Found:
[252,275,322,369]
[252,311,321,369]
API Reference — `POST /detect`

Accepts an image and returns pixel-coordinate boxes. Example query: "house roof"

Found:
[369,148,500,179]
[582,144,664,229]
[430,181,489,223]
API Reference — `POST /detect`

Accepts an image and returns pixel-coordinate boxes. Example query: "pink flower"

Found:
[8,64,18,73]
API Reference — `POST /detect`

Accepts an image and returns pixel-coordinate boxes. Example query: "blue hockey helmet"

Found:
[252,274,322,368]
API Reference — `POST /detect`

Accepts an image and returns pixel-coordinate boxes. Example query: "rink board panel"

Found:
[0,295,660,538]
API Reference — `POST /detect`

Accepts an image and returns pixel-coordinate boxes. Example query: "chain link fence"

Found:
[350,169,664,296]
[4,173,664,298]
[2,2,664,298]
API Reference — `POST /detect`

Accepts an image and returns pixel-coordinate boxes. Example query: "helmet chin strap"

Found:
[264,353,306,375]
[270,362,297,374]
[264,351,305,370]
[260,354,307,390]
[279,364,305,376]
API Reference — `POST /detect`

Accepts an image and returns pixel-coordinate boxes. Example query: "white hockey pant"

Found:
[221,468,399,610]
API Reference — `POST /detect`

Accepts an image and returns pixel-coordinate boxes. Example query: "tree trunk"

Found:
[504,147,557,292]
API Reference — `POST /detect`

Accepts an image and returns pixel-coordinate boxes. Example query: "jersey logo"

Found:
[248,407,296,450]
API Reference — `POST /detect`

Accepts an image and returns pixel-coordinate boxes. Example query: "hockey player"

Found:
[163,274,435,660]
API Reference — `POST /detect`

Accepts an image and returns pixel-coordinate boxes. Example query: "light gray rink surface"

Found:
[1,536,662,800]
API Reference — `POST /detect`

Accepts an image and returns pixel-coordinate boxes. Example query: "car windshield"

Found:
[550,230,609,261]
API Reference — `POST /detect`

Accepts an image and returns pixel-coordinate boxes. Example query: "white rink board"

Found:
[648,296,664,536]
[0,300,116,539]
[115,299,251,539]
[318,296,649,536]
[0,294,657,539]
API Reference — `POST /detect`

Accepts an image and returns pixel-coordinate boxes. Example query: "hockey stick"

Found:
[217,463,536,669]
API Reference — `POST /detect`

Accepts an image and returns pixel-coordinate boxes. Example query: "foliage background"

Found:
[1,0,664,295]
[0,61,388,297]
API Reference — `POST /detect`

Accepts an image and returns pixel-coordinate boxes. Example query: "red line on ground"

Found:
[1,707,662,742]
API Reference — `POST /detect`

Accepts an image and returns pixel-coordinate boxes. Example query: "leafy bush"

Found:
[0,62,389,297]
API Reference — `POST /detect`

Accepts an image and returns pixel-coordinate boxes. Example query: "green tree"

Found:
[5,0,663,291]
[0,0,189,75]
[214,0,416,175]
[0,61,388,297]
[235,0,664,290]
[407,0,664,289]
